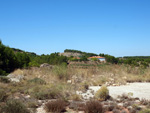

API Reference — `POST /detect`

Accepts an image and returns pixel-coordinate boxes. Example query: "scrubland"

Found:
[1,64,150,113]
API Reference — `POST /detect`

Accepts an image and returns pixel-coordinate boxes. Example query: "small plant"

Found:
[0,89,7,102]
[28,77,46,85]
[0,76,10,83]
[71,94,82,101]
[139,109,150,113]
[84,100,103,113]
[95,85,109,100]
[44,99,67,112]
[140,98,150,105]
[1,99,30,113]
[26,100,38,108]
[53,65,69,80]
[31,86,61,100]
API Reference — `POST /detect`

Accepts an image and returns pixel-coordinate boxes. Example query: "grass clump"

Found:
[0,76,10,83]
[53,65,69,80]
[0,89,7,102]
[95,85,109,101]
[84,100,103,113]
[139,109,150,113]
[28,77,46,85]
[28,85,63,100]
[44,99,67,112]
[1,99,30,113]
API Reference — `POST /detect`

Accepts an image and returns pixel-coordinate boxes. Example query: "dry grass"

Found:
[2,64,150,102]
[84,100,103,113]
[1,64,150,112]
[95,85,109,101]
[44,99,67,112]
[10,64,150,89]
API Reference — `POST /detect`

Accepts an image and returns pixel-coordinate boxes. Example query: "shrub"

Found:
[1,99,30,113]
[28,77,46,85]
[53,65,69,80]
[44,99,67,112]
[33,90,58,100]
[30,86,61,100]
[70,94,82,101]
[95,85,109,100]
[0,89,7,102]
[84,100,103,113]
[140,98,150,105]
[0,76,10,83]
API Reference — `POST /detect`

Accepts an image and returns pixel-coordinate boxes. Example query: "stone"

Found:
[67,80,72,84]
[7,74,24,82]
[40,63,50,68]
[118,103,124,107]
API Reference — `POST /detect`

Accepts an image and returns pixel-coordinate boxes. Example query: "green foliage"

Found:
[64,49,82,53]
[120,57,150,68]
[91,58,99,61]
[16,52,30,68]
[28,61,40,67]
[105,55,119,64]
[0,69,6,75]
[99,53,118,64]
[64,49,98,57]
[1,99,30,113]
[0,41,30,75]
[28,77,46,85]
[95,85,109,100]
[30,53,68,66]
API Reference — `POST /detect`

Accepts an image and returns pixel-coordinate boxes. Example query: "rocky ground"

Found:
[36,83,150,113]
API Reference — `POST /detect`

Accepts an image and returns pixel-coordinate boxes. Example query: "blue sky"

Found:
[0,0,150,57]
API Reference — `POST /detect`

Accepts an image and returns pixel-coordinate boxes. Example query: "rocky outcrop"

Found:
[40,63,53,68]
[7,74,24,82]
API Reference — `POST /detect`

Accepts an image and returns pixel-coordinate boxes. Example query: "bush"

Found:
[28,77,46,85]
[84,100,103,113]
[53,65,69,80]
[1,99,30,113]
[0,89,7,102]
[95,85,109,100]
[33,90,59,100]
[0,69,6,75]
[0,76,10,83]
[29,85,61,100]
[44,99,67,112]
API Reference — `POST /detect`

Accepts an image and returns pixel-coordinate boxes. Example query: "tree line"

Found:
[1,41,150,75]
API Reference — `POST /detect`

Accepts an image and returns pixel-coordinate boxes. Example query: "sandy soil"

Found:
[77,83,150,100]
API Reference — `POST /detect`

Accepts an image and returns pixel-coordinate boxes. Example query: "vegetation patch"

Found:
[0,89,7,102]
[0,76,10,83]
[95,85,109,101]
[84,100,103,113]
[1,99,30,113]
[44,99,67,112]
[28,77,46,85]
